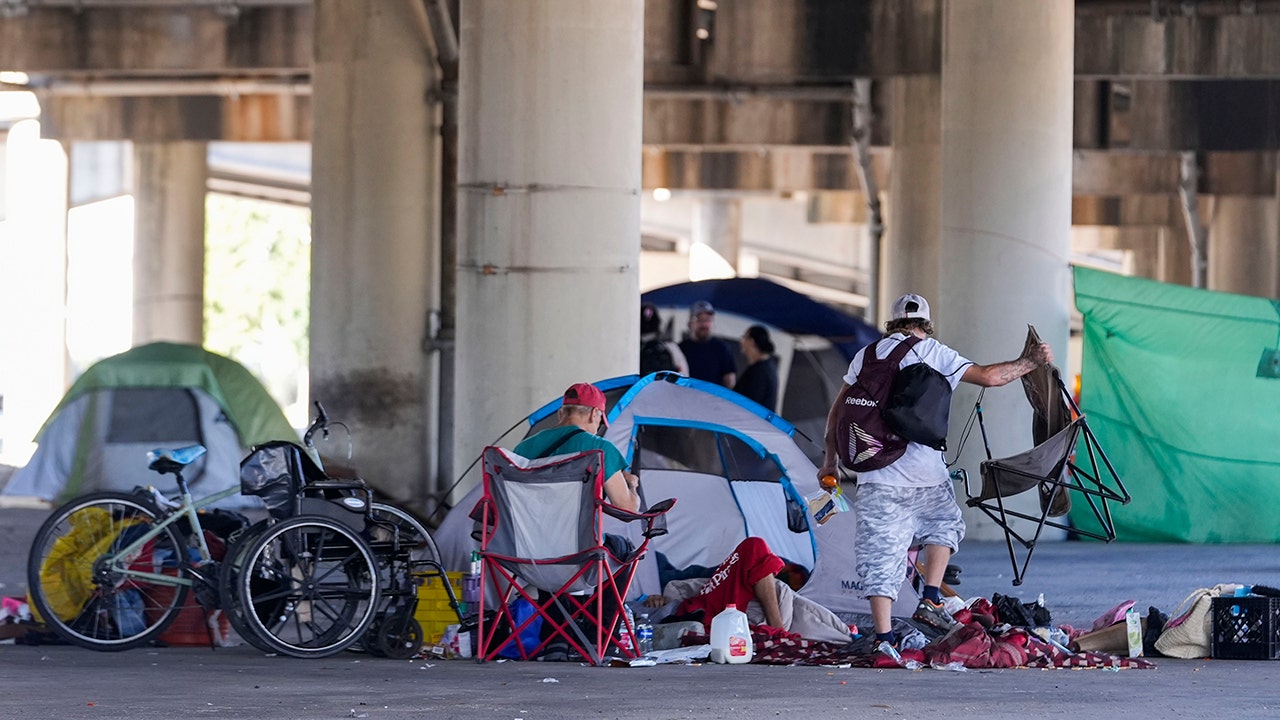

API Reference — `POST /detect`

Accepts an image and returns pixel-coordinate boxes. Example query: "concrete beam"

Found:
[1076,12,1280,79]
[38,93,310,141]
[642,147,1277,197]
[1072,194,1186,227]
[703,0,941,82]
[0,6,311,75]
[641,147,890,193]
[1073,149,1277,196]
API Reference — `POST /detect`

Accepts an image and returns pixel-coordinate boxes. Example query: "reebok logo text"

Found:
[844,397,877,407]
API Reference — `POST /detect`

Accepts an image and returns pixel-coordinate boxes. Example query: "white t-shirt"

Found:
[841,333,973,488]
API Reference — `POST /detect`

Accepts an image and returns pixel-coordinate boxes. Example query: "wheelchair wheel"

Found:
[236,515,380,658]
[366,502,441,568]
[375,611,424,659]
[217,519,275,652]
[27,492,189,651]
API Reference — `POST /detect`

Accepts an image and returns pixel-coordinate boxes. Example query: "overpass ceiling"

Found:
[1,0,1278,198]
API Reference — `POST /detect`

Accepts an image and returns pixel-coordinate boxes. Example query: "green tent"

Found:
[1072,267,1280,542]
[3,342,298,506]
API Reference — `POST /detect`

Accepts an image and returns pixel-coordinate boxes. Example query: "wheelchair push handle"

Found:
[303,401,330,448]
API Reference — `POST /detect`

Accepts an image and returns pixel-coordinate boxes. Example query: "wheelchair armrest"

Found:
[307,479,369,492]
[601,497,676,539]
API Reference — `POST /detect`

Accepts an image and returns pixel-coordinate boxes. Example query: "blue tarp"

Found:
[641,278,881,359]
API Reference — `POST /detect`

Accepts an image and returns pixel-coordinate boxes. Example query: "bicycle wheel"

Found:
[27,491,189,651]
[237,515,380,658]
[217,519,275,652]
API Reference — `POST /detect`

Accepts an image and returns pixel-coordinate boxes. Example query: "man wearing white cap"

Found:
[817,293,1053,655]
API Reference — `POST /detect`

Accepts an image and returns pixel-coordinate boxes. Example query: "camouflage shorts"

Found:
[852,481,965,599]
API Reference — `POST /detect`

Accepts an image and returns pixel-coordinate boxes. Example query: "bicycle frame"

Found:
[103,484,241,588]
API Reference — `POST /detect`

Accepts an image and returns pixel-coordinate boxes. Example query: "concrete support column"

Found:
[694,197,743,272]
[455,0,642,487]
[311,0,439,504]
[131,141,206,345]
[1208,196,1280,298]
[883,74,942,329]
[0,122,68,461]
[941,1,1075,541]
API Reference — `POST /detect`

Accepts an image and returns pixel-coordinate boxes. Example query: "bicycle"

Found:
[27,403,426,656]
[26,443,255,651]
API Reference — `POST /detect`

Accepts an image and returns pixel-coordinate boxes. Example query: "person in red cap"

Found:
[512,383,642,661]
[513,382,640,512]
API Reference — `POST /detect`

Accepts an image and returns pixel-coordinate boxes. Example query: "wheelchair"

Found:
[218,404,457,659]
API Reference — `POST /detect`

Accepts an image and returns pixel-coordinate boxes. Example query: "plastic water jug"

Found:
[708,605,752,664]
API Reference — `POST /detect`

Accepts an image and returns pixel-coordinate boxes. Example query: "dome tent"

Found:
[4,342,297,508]
[434,373,919,619]
[641,278,881,442]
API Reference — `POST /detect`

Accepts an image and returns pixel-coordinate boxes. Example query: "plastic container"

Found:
[618,605,635,655]
[635,613,654,655]
[1211,596,1280,660]
[709,605,753,664]
[1125,606,1143,658]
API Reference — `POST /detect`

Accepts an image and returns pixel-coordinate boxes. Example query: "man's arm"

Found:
[603,470,641,512]
[817,382,851,480]
[721,371,737,388]
[960,342,1054,388]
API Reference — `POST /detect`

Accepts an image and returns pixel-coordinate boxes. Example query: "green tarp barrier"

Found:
[1072,267,1280,542]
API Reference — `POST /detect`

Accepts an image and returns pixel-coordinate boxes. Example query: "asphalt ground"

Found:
[3,506,1280,719]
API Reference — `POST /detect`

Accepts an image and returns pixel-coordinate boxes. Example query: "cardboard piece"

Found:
[1072,618,1147,653]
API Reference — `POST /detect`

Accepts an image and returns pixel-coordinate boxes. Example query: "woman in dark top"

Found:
[735,324,779,412]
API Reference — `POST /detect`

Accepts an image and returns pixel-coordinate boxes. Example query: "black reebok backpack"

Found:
[883,361,953,451]
[835,337,921,472]
[640,338,677,375]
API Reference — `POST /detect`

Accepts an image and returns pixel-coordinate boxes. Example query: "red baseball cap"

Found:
[562,382,608,427]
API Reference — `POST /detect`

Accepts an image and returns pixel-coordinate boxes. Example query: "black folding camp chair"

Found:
[958,327,1130,586]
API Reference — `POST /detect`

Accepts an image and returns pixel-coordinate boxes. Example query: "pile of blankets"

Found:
[683,620,1156,670]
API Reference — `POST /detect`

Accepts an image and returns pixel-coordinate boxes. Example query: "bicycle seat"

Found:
[147,444,208,474]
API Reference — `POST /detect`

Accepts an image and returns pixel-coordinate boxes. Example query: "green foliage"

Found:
[203,193,310,416]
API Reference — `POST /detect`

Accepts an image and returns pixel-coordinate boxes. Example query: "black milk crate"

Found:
[1211,596,1280,660]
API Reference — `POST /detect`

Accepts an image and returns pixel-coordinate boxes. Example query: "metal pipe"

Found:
[850,78,882,322]
[423,0,459,516]
[424,0,458,64]
[1178,150,1208,288]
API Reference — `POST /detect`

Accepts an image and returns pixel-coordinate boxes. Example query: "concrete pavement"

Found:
[3,506,1280,719]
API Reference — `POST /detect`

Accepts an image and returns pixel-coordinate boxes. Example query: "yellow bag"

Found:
[35,508,140,623]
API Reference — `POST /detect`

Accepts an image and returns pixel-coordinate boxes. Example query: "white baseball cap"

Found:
[891,293,931,321]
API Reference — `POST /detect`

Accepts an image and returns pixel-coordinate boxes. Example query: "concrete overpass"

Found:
[1,1,1274,537]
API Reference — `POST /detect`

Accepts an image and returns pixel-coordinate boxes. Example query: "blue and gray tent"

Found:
[436,373,919,619]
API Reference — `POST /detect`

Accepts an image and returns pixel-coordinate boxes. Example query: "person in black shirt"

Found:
[735,324,778,411]
[678,300,737,387]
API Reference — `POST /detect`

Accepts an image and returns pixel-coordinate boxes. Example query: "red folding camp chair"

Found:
[473,446,674,665]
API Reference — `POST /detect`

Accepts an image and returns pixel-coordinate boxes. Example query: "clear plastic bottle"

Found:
[618,604,635,655]
[635,612,654,655]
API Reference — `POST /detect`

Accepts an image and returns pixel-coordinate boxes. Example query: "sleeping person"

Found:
[641,537,853,644]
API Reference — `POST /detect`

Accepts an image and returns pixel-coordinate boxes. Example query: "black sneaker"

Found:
[912,598,960,636]
[537,641,569,662]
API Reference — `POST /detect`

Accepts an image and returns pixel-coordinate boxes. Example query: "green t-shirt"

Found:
[513,425,628,480]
